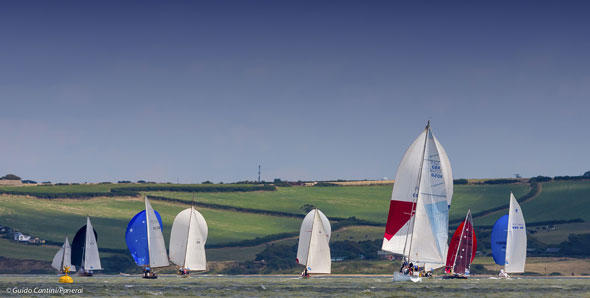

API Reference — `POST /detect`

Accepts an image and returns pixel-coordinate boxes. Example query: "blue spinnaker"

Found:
[491,214,509,265]
[125,210,164,266]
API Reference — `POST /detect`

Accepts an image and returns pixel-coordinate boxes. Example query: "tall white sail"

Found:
[297,209,331,274]
[169,207,208,271]
[505,193,526,273]
[84,217,102,271]
[409,129,450,267]
[382,122,452,270]
[145,197,170,268]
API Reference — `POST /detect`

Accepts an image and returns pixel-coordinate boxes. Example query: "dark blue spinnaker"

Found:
[491,214,509,265]
[125,210,163,266]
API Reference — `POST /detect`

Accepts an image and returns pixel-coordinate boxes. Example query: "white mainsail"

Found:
[169,206,208,271]
[52,237,75,272]
[296,209,331,274]
[84,217,102,271]
[145,197,170,268]
[505,193,527,273]
[382,122,453,270]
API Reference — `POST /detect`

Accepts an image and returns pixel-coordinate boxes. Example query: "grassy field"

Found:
[0,195,301,249]
[476,181,590,225]
[146,183,530,223]
[0,180,588,274]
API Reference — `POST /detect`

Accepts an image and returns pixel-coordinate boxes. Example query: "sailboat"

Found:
[71,217,102,276]
[126,197,169,279]
[169,206,208,275]
[52,236,76,273]
[381,121,453,282]
[296,208,331,277]
[443,210,477,279]
[491,192,527,277]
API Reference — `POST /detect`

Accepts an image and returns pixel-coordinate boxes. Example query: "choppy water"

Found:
[1,275,589,297]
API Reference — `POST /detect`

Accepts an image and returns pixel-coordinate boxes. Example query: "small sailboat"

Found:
[491,193,527,278]
[126,197,169,279]
[296,208,331,277]
[169,206,208,276]
[382,121,453,282]
[52,237,76,273]
[443,210,477,279]
[71,217,102,276]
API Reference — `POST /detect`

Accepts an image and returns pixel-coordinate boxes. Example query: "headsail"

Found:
[505,193,526,273]
[169,207,208,271]
[445,210,476,274]
[84,217,102,271]
[296,209,331,274]
[382,122,452,269]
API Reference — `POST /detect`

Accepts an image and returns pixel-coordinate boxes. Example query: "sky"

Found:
[1,0,589,183]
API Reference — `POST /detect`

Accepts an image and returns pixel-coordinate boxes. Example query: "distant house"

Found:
[13,232,31,242]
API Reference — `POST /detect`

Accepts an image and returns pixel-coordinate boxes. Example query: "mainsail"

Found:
[125,197,169,268]
[169,206,208,271]
[445,210,476,274]
[83,217,102,271]
[491,193,527,273]
[505,193,526,273]
[52,237,75,272]
[382,122,453,269]
[296,209,331,274]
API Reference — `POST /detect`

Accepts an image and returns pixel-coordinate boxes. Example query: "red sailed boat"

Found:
[444,210,476,278]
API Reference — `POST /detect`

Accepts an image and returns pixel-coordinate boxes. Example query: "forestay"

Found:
[169,207,208,271]
[296,209,331,274]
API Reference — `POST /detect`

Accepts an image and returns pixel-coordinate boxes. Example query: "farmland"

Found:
[0,179,588,274]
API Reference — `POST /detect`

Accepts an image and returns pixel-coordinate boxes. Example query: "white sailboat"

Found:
[80,217,102,274]
[382,121,453,281]
[169,206,208,273]
[51,237,76,273]
[493,193,527,277]
[296,208,331,276]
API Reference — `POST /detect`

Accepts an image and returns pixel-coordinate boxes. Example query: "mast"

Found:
[145,197,152,268]
[402,121,430,264]
[61,237,67,271]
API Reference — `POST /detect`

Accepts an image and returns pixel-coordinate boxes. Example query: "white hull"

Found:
[393,271,422,282]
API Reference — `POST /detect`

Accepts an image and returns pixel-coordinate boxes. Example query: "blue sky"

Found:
[1,1,589,183]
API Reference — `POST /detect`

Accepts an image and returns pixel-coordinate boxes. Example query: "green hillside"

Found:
[0,179,588,274]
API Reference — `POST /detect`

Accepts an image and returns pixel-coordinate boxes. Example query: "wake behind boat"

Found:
[382,121,454,282]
